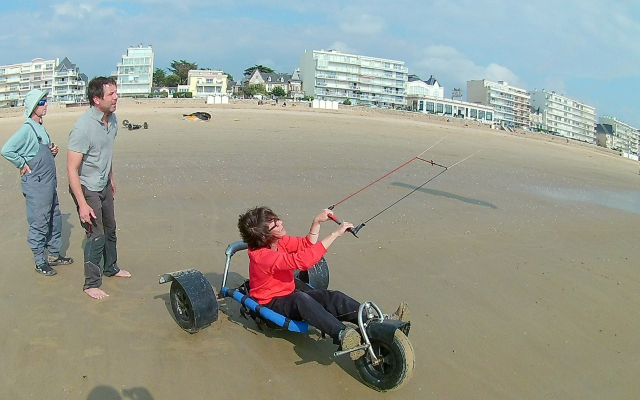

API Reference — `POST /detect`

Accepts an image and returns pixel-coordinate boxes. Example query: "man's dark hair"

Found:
[87,77,117,106]
[238,206,279,250]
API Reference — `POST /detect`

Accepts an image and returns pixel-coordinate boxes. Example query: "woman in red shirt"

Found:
[238,206,365,359]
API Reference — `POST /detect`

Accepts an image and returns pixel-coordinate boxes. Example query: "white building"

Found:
[407,75,494,125]
[300,49,408,106]
[596,116,639,157]
[0,58,57,108]
[407,75,444,99]
[467,80,531,129]
[53,57,87,103]
[114,45,154,97]
[530,89,596,144]
[177,69,228,97]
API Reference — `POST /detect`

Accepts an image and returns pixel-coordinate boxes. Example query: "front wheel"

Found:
[355,330,415,392]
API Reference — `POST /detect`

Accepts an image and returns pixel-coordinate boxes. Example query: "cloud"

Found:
[414,45,522,87]
[53,2,93,18]
[327,41,357,54]
[339,14,386,35]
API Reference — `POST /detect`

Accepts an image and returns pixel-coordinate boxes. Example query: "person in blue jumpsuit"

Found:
[1,89,74,275]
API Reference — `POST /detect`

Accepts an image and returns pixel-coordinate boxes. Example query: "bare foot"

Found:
[84,288,109,299]
[114,270,131,278]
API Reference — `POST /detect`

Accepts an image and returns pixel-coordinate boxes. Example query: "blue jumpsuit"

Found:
[20,121,62,266]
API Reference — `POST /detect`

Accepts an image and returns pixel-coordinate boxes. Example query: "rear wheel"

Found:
[294,256,329,290]
[122,119,130,127]
[355,330,415,392]
[143,122,148,129]
[170,281,196,332]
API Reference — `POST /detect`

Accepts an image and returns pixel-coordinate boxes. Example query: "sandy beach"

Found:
[1,102,639,399]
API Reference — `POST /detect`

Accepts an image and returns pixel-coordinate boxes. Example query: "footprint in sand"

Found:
[84,347,106,357]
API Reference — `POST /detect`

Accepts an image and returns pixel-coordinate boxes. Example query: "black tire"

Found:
[122,119,130,127]
[294,256,329,290]
[143,122,148,129]
[355,330,415,392]
[127,124,133,130]
[170,280,196,332]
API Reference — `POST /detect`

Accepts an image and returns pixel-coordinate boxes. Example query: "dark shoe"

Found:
[340,327,364,360]
[385,302,410,322]
[35,263,57,276]
[48,255,74,266]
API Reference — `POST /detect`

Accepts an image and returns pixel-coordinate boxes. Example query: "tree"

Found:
[153,68,166,87]
[243,64,275,77]
[223,72,234,81]
[164,74,181,87]
[244,83,268,96]
[271,86,286,97]
[168,60,198,85]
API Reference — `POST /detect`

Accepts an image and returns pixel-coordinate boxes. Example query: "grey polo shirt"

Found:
[68,106,118,192]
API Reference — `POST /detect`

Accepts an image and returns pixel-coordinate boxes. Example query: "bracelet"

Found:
[309,231,319,235]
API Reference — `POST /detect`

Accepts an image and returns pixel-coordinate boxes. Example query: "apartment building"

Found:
[177,69,228,97]
[114,45,154,96]
[0,58,57,108]
[596,116,639,157]
[530,89,596,144]
[300,49,408,106]
[467,80,531,129]
[53,57,88,103]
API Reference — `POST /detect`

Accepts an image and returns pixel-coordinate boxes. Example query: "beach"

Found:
[1,102,639,399]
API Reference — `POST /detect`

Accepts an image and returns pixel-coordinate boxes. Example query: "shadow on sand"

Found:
[392,181,497,209]
[87,385,154,400]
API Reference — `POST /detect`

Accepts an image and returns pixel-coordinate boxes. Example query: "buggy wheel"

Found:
[170,280,196,332]
[127,123,133,130]
[294,256,329,290]
[355,330,415,392]
[143,122,148,129]
[122,119,130,127]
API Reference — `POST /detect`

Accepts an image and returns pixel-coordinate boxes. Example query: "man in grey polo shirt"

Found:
[67,77,131,299]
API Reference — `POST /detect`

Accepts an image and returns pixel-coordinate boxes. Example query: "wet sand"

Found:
[1,103,639,399]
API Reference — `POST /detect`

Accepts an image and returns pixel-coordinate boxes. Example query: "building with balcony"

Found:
[530,89,596,144]
[53,57,88,103]
[299,49,408,106]
[177,69,228,97]
[113,45,154,97]
[467,80,531,129]
[407,74,494,125]
[596,116,639,157]
[0,58,57,108]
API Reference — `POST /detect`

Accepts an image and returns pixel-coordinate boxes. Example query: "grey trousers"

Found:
[71,182,120,289]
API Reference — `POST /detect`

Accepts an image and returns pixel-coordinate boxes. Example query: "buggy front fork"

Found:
[333,301,384,365]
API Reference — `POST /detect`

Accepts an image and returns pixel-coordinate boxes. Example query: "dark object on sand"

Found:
[183,112,212,121]
[122,119,148,130]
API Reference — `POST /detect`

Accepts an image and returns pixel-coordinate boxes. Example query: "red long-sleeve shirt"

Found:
[248,236,327,304]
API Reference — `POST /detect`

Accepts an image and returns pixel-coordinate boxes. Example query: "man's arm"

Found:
[109,167,115,196]
[67,150,95,223]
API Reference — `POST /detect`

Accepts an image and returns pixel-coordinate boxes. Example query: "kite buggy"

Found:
[159,239,414,392]
[122,119,148,130]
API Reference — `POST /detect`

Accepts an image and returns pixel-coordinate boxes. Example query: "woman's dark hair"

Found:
[87,77,117,106]
[238,206,279,249]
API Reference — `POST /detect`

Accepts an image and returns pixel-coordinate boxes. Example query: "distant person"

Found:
[67,77,131,299]
[1,89,74,275]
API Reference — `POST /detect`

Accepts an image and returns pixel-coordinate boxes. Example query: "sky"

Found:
[1,0,639,127]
